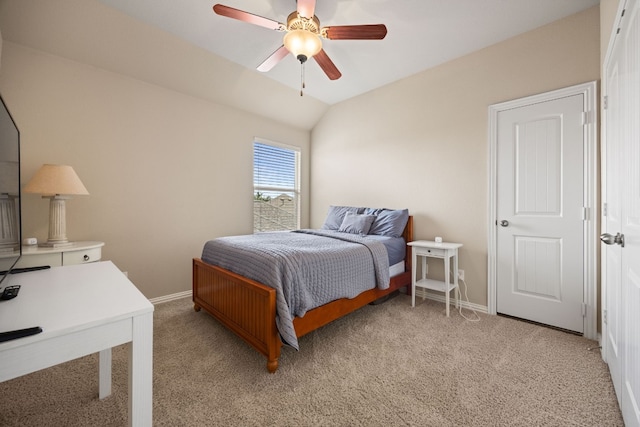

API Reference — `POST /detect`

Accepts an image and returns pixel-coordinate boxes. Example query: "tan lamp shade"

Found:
[24,164,89,196]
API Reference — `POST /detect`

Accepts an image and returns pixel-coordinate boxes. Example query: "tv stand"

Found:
[0,261,153,426]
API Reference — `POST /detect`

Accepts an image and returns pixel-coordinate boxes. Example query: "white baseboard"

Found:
[414,288,488,313]
[149,290,192,305]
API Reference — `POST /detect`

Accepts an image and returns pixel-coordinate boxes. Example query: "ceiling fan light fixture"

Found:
[283,29,322,63]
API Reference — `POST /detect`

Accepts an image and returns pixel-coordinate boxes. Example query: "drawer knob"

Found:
[83,255,90,261]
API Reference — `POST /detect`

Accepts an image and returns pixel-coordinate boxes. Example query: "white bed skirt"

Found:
[389,261,404,277]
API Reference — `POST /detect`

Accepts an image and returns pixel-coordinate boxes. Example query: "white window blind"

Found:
[253,140,300,232]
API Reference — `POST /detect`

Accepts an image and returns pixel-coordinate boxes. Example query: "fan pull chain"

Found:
[300,63,306,96]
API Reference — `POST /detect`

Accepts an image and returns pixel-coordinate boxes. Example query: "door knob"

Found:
[600,232,625,247]
[500,220,509,227]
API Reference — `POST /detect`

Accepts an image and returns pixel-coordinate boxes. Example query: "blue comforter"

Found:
[201,229,390,349]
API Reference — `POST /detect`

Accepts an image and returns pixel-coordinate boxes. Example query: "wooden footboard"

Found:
[193,216,413,373]
[192,259,281,372]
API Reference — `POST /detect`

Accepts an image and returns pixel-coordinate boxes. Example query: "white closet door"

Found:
[602,1,640,425]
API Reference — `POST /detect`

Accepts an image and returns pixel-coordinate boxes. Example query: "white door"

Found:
[603,42,624,409]
[496,95,585,333]
[602,1,640,425]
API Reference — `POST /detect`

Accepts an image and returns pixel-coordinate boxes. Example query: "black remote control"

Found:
[0,285,20,300]
[0,326,42,342]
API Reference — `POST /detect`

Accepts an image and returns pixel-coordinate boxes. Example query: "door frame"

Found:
[487,81,598,340]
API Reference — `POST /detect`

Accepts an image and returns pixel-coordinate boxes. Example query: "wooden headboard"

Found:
[403,215,413,272]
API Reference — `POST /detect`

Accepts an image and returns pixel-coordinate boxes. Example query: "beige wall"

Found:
[311,7,601,308]
[0,42,310,299]
[601,0,622,67]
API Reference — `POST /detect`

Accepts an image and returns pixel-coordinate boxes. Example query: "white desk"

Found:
[0,261,154,426]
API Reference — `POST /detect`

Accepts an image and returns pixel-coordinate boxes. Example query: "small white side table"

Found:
[407,240,463,316]
[0,241,104,271]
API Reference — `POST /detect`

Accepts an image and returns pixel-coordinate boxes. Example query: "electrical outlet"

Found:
[458,269,464,281]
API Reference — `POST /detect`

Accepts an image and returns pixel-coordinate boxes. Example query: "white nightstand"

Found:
[0,241,104,271]
[407,240,463,316]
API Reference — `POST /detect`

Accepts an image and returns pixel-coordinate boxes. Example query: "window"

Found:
[253,140,300,232]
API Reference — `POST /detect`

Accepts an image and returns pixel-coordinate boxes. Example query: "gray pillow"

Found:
[366,208,409,238]
[338,213,376,235]
[321,205,364,230]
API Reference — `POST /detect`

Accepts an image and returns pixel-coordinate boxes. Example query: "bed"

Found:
[192,207,413,373]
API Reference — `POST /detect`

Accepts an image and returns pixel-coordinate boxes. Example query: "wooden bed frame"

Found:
[192,216,413,373]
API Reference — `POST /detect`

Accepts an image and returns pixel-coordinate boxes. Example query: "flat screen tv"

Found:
[0,93,21,286]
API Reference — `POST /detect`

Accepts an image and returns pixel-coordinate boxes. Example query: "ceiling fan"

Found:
[213,0,387,90]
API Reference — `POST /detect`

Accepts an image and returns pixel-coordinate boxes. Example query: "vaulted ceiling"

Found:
[98,0,599,104]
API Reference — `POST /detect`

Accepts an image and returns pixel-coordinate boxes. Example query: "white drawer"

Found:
[63,247,102,265]
[414,247,445,257]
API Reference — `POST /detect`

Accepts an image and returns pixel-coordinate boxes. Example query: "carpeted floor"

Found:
[0,294,623,426]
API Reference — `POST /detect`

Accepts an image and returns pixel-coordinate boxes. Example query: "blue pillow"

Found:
[366,208,409,238]
[321,206,364,230]
[338,213,376,235]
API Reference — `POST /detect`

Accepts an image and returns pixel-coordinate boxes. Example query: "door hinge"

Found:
[582,303,587,317]
[603,202,608,217]
[604,95,608,110]
[603,309,608,324]
[581,111,588,125]
[582,207,589,221]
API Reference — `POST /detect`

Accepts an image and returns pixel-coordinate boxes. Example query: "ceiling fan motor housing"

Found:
[286,11,320,33]
[283,12,322,62]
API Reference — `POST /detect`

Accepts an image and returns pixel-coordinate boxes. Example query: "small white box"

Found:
[23,237,38,246]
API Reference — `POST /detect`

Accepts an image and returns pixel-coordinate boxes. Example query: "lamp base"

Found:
[43,196,75,248]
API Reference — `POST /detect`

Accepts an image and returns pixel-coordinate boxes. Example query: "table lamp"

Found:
[24,164,89,247]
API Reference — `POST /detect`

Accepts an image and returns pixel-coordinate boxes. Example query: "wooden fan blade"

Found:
[297,0,316,19]
[323,24,387,40]
[213,4,283,30]
[313,49,341,80]
[257,45,290,72]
